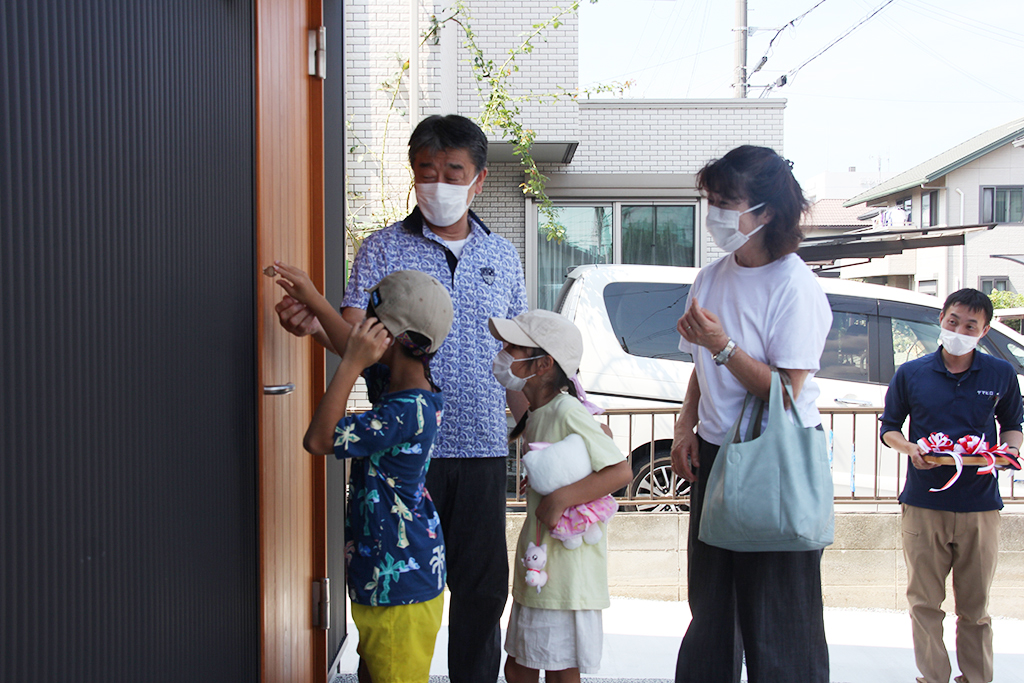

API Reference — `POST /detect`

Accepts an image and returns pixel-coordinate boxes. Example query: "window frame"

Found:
[527,198,700,308]
[980,276,1010,295]
[980,185,1024,223]
[921,190,938,227]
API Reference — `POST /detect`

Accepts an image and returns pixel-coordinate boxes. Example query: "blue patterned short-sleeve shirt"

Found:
[341,208,528,459]
[336,364,446,606]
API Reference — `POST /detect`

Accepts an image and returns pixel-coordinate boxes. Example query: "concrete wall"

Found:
[507,511,1024,618]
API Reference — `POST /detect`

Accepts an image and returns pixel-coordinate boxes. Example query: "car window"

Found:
[891,317,940,371]
[603,282,692,361]
[1002,339,1024,368]
[890,316,1010,373]
[983,328,1024,372]
[818,312,871,382]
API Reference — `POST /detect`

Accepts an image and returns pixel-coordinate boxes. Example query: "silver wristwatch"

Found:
[713,338,737,366]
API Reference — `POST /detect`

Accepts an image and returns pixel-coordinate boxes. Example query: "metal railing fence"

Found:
[506,406,1022,510]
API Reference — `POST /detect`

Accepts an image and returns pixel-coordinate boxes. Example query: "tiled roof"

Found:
[843,117,1024,207]
[802,198,874,229]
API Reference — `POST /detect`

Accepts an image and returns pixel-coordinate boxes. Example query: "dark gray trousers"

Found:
[426,457,509,683]
[675,437,830,683]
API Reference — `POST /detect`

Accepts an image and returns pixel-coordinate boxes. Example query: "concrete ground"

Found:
[328,593,1024,682]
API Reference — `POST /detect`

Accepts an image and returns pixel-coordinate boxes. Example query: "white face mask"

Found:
[415,174,478,228]
[706,202,766,253]
[939,328,981,357]
[492,349,543,391]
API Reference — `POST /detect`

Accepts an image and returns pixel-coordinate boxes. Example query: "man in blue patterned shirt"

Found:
[277,115,528,683]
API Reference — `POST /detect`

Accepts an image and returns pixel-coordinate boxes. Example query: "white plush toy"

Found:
[522,541,548,593]
[523,434,618,550]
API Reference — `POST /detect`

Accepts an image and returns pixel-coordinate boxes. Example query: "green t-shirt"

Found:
[512,393,626,610]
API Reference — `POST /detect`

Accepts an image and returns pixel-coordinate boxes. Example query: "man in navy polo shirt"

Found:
[276,115,528,683]
[880,288,1022,683]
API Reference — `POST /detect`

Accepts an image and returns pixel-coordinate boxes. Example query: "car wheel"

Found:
[625,453,690,512]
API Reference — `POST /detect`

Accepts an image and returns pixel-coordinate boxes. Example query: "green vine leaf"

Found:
[348,0,631,244]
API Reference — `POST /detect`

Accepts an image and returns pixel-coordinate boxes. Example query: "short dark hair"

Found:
[408,115,488,174]
[941,288,993,326]
[696,145,809,261]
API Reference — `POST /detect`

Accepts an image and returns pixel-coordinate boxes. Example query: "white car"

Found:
[555,264,1024,509]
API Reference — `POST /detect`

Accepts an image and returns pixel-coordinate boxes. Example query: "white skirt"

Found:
[504,602,603,674]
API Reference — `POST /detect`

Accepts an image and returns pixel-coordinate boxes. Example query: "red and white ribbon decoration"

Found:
[915,432,1022,492]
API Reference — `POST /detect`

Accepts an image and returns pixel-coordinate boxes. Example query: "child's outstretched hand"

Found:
[272,261,325,309]
[343,317,391,369]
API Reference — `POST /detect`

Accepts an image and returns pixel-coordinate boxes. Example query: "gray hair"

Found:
[408,115,488,173]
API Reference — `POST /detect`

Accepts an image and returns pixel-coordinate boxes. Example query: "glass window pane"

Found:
[921,192,931,227]
[818,312,870,382]
[621,205,695,267]
[1009,189,1023,222]
[892,318,941,372]
[537,205,611,310]
[982,187,995,223]
[602,282,692,361]
[997,189,1009,222]
[1005,340,1024,367]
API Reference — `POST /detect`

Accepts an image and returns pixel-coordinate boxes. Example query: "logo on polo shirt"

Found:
[480,266,495,285]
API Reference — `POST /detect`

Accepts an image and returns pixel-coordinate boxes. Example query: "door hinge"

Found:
[312,577,330,630]
[308,27,326,80]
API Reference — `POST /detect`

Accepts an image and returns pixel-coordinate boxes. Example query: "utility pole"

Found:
[733,0,748,98]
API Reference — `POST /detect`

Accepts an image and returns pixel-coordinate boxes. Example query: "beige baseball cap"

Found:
[366,270,453,354]
[488,309,583,378]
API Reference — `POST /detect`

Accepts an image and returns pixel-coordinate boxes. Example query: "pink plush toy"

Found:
[524,434,618,550]
[522,541,548,593]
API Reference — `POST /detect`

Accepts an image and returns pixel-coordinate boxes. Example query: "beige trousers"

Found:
[902,504,1000,683]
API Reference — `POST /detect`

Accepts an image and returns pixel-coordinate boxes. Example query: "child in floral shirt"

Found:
[275,263,453,683]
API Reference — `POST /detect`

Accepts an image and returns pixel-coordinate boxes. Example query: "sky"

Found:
[578,0,1024,190]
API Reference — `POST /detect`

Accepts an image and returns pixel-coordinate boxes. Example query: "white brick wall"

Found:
[473,163,529,273]
[569,100,785,175]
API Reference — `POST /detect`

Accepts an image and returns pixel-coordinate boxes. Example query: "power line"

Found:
[761,0,896,97]
[749,0,831,78]
[686,0,716,98]
[904,0,1024,49]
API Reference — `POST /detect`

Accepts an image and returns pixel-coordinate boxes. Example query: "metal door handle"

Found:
[264,383,295,395]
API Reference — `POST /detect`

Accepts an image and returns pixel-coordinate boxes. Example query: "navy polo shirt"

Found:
[880,348,1023,512]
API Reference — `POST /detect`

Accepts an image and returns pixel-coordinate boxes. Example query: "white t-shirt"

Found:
[443,237,468,259]
[678,252,832,445]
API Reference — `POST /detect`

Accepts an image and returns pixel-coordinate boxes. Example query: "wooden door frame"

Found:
[254,0,328,680]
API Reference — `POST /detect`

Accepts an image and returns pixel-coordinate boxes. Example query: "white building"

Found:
[345,0,787,308]
[839,118,1024,299]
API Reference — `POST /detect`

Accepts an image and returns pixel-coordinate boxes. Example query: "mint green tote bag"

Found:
[698,370,834,552]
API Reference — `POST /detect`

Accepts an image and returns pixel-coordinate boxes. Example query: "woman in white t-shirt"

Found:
[671,145,832,683]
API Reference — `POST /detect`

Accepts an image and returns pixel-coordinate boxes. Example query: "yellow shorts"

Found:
[351,593,444,683]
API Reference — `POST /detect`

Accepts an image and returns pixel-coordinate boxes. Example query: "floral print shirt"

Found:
[336,364,446,606]
[341,208,528,459]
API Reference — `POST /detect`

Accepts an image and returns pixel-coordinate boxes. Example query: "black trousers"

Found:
[426,457,509,683]
[676,437,830,683]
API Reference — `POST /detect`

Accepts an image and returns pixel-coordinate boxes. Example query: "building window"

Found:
[896,197,912,225]
[921,191,938,227]
[620,205,695,267]
[918,279,938,296]
[536,204,612,311]
[534,202,696,310]
[980,277,1009,295]
[981,186,1024,223]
